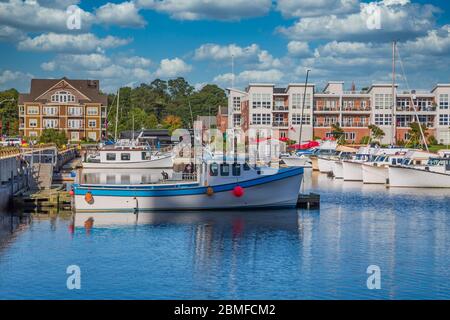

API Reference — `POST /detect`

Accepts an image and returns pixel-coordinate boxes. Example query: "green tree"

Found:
[39,129,68,147]
[331,123,345,144]
[407,122,428,148]
[0,89,19,136]
[368,124,385,142]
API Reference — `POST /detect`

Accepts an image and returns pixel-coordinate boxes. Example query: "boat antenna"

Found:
[396,46,429,151]
[299,69,311,146]
[391,41,397,146]
[114,88,120,142]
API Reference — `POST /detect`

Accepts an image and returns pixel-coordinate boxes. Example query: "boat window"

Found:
[121,175,130,184]
[106,153,116,161]
[209,163,219,176]
[142,152,147,160]
[121,153,131,161]
[220,164,230,176]
[106,175,115,184]
[243,163,251,171]
[232,163,241,176]
[391,159,397,165]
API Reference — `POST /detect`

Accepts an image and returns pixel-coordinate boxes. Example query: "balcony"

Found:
[68,112,84,117]
[396,106,436,112]
[273,105,289,111]
[314,107,339,112]
[272,121,289,127]
[342,107,371,112]
[397,122,435,128]
[313,122,339,127]
[341,122,368,127]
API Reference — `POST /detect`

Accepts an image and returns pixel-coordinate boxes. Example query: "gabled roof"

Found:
[19,77,108,105]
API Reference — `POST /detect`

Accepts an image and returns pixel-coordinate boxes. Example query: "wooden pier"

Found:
[296,193,320,209]
[13,187,72,213]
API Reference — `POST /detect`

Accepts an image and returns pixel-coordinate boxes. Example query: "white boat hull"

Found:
[317,157,334,173]
[82,156,172,169]
[281,157,311,167]
[388,166,450,188]
[343,161,363,181]
[362,164,388,184]
[332,161,343,179]
[74,168,303,212]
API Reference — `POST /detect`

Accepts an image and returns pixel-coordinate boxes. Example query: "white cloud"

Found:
[17,33,131,53]
[0,69,33,90]
[257,51,282,69]
[41,61,56,71]
[155,58,192,77]
[287,41,311,56]
[194,43,260,61]
[214,69,284,86]
[0,26,25,42]
[277,0,360,18]
[0,0,93,33]
[96,1,147,28]
[137,0,271,21]
[117,56,152,68]
[277,1,439,42]
[401,25,450,56]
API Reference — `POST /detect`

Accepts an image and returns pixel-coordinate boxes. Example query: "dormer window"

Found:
[51,91,75,103]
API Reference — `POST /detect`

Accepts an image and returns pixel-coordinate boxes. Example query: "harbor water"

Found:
[0,169,449,299]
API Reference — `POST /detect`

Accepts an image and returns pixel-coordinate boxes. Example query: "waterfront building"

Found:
[18,78,108,142]
[222,81,450,145]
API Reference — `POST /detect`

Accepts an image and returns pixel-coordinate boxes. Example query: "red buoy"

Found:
[232,186,244,197]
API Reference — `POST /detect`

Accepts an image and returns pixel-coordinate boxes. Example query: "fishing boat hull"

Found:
[388,166,450,188]
[332,161,343,179]
[362,164,388,184]
[73,167,304,212]
[281,156,311,167]
[343,161,363,181]
[317,157,334,173]
[82,155,172,169]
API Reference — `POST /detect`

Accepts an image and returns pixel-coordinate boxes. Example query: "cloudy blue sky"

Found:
[1,0,450,93]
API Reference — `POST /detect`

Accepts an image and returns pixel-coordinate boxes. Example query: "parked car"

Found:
[0,137,23,147]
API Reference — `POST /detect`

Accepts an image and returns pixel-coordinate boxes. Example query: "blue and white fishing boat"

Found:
[73,160,304,212]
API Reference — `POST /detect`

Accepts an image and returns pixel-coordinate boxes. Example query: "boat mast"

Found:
[299,69,311,145]
[391,41,397,146]
[114,88,120,142]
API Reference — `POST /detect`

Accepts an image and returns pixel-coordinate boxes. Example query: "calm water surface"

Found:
[0,170,449,299]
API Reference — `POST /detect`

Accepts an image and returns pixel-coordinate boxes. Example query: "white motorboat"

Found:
[319,146,357,174]
[342,146,380,181]
[281,154,311,167]
[388,157,450,188]
[361,148,410,184]
[73,159,304,212]
[82,140,172,169]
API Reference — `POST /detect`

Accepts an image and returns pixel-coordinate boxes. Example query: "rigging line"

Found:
[396,47,429,151]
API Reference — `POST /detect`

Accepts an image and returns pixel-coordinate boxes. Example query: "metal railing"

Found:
[272,121,289,127]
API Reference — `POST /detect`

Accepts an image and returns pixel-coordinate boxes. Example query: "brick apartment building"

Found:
[18,78,108,142]
[221,81,450,145]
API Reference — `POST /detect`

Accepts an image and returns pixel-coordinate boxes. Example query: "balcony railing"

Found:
[396,106,436,112]
[273,105,289,111]
[272,121,289,127]
[313,122,339,127]
[397,122,435,128]
[314,107,340,112]
[341,122,368,127]
[342,107,371,112]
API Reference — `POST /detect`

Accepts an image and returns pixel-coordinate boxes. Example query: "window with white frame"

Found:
[291,114,311,125]
[252,93,271,109]
[439,114,449,126]
[27,106,39,115]
[374,94,392,109]
[397,98,410,110]
[43,106,58,116]
[374,114,392,125]
[29,131,38,137]
[51,91,75,103]
[292,93,311,109]
[233,97,241,111]
[87,107,98,116]
[68,106,82,116]
[28,119,37,127]
[68,119,82,129]
[88,120,97,128]
[439,94,449,109]
[414,98,432,110]
[344,132,356,141]
[233,114,241,127]
[252,113,271,125]
[43,119,58,128]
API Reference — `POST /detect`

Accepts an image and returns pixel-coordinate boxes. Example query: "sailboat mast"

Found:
[114,88,120,142]
[391,41,397,146]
